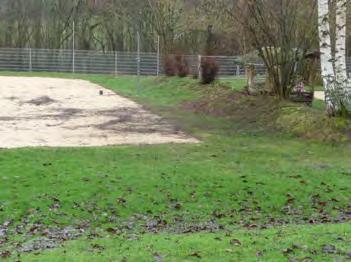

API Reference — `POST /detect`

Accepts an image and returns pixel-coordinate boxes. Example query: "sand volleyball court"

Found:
[0,76,197,148]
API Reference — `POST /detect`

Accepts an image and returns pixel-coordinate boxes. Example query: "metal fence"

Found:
[0,48,266,78]
[1,47,350,78]
[0,48,160,75]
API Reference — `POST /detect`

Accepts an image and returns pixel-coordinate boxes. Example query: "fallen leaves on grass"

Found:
[322,244,337,254]
[18,237,59,253]
[230,239,242,246]
[106,227,120,235]
[90,243,105,253]
[0,250,11,258]
[188,251,201,258]
[153,252,164,262]
[146,217,168,233]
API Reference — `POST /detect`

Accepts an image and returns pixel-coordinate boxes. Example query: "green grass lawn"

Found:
[312,99,327,111]
[0,73,350,261]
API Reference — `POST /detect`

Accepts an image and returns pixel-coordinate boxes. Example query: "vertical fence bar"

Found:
[29,48,32,72]
[156,35,160,76]
[115,51,118,76]
[72,21,75,73]
[136,32,141,94]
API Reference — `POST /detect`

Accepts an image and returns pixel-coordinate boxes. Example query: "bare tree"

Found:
[232,0,317,99]
[147,0,184,53]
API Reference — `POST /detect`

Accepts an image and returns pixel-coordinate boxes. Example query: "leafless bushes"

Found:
[201,57,219,84]
[233,0,317,99]
[164,54,190,78]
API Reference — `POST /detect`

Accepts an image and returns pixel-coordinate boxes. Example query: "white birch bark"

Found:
[335,0,350,109]
[335,0,348,80]
[336,0,351,111]
[318,0,337,113]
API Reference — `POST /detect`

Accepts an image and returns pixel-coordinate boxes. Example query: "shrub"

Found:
[276,106,350,142]
[164,55,176,76]
[175,54,189,78]
[201,57,219,84]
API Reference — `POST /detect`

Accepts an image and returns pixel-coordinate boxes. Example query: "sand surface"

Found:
[314,91,325,101]
[0,76,198,148]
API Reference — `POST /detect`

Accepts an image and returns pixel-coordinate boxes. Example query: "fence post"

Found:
[72,49,75,73]
[115,51,118,76]
[72,21,75,73]
[156,35,160,76]
[198,55,202,79]
[236,65,240,77]
[136,31,141,94]
[29,48,32,72]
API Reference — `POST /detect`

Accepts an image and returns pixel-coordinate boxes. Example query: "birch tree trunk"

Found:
[335,0,347,80]
[335,0,351,109]
[318,0,338,114]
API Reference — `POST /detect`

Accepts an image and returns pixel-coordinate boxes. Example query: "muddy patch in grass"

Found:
[18,226,84,253]
[2,205,351,258]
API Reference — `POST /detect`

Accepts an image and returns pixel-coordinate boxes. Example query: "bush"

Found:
[276,106,350,142]
[164,55,176,76]
[201,57,219,84]
[175,54,189,77]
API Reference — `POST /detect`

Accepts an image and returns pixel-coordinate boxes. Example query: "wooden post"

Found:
[245,64,256,94]
[198,55,202,79]
[236,65,240,76]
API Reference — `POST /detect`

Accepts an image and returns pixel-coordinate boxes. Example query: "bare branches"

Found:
[226,0,318,98]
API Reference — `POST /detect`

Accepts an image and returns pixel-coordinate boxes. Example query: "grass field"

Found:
[0,73,350,261]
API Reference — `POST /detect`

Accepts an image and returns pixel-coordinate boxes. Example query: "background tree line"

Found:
[1,0,349,56]
[0,0,231,53]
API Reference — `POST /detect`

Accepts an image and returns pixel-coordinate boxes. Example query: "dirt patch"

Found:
[26,96,56,106]
[182,86,351,141]
[18,227,83,253]
[314,91,325,100]
[182,88,281,132]
[0,76,198,148]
